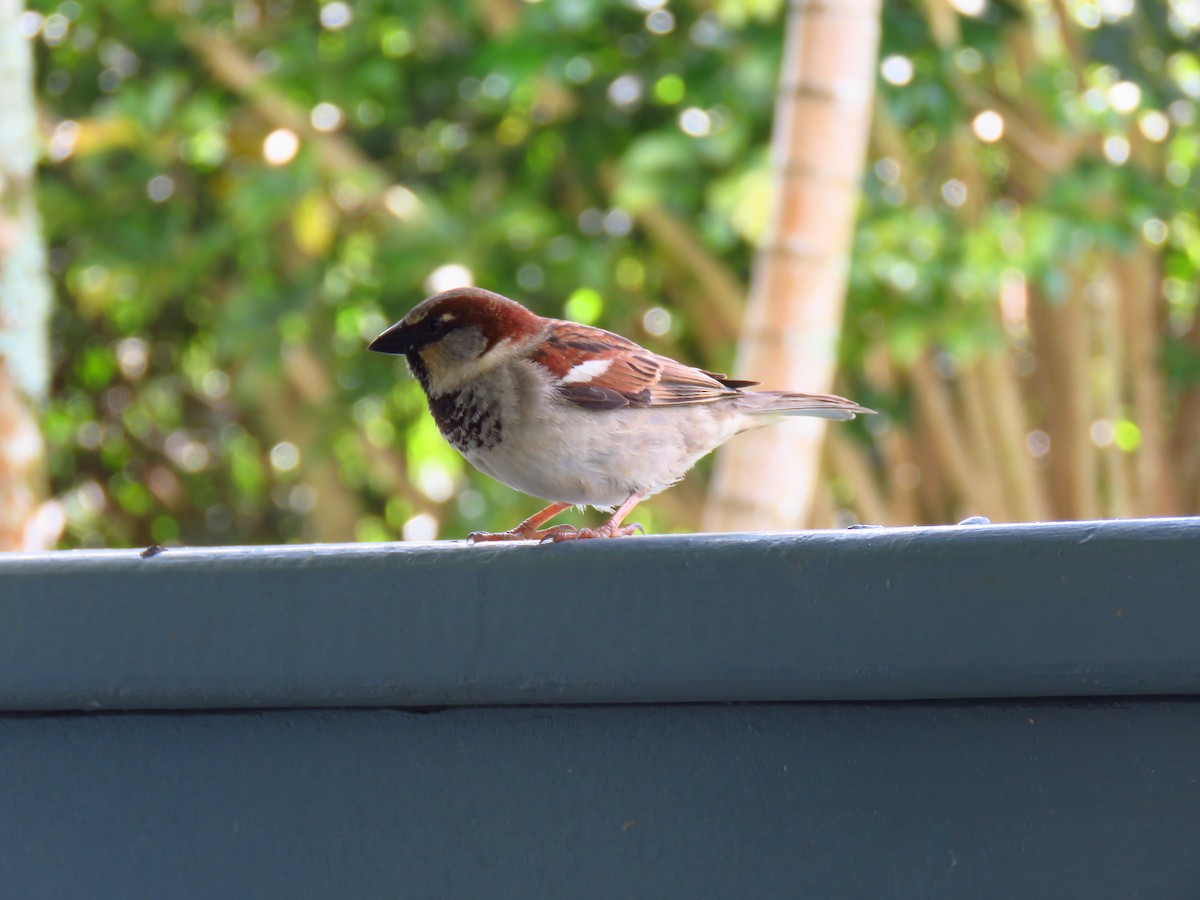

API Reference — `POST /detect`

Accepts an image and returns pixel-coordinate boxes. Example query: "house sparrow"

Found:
[369,287,871,541]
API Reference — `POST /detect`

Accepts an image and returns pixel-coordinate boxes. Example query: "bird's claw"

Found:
[544,521,644,542]
[538,524,579,543]
[468,523,594,543]
[467,527,538,542]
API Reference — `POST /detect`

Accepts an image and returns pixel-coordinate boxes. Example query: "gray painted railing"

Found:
[2,518,1199,897]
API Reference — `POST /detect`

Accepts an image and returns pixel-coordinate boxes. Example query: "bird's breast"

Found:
[426,386,503,454]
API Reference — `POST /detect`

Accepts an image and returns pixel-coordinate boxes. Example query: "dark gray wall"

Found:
[3,518,1199,710]
[2,519,1199,897]
[4,701,1200,900]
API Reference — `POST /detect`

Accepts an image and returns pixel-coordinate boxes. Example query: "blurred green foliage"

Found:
[26,0,1200,545]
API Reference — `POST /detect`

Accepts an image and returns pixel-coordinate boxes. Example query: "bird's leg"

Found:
[544,493,646,542]
[467,502,572,543]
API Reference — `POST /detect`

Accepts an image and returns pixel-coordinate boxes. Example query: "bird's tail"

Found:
[736,391,874,421]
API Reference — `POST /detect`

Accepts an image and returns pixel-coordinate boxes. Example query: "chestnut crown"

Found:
[368,287,543,358]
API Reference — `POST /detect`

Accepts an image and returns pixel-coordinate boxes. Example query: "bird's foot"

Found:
[541,522,645,543]
[467,524,552,542]
[467,502,575,543]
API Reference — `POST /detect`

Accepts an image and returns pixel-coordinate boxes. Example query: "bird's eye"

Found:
[423,317,446,336]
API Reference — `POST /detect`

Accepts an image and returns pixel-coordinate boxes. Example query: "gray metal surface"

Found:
[2,518,1199,711]
[2,700,1198,899]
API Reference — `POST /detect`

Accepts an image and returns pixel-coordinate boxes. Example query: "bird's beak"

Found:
[368,321,413,355]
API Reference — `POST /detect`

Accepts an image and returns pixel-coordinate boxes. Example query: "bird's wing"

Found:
[529,321,758,410]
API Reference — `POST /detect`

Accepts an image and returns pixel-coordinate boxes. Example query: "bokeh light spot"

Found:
[263,128,299,165]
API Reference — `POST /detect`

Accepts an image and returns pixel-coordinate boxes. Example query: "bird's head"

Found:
[368,287,545,395]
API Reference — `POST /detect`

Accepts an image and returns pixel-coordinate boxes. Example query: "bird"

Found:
[368,287,872,542]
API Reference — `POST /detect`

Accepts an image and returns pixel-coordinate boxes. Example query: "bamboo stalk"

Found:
[978,348,1051,521]
[912,409,953,520]
[0,365,51,549]
[958,360,1013,522]
[859,347,923,524]
[827,429,889,526]
[880,430,923,525]
[1027,279,1097,519]
[1171,302,1200,504]
[1048,0,1089,78]
[909,355,991,517]
[706,0,882,531]
[1071,279,1101,520]
[1094,276,1134,517]
[1174,387,1200,506]
[1113,250,1178,516]
[1027,295,1065,518]
[919,0,1082,190]
[0,0,57,550]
